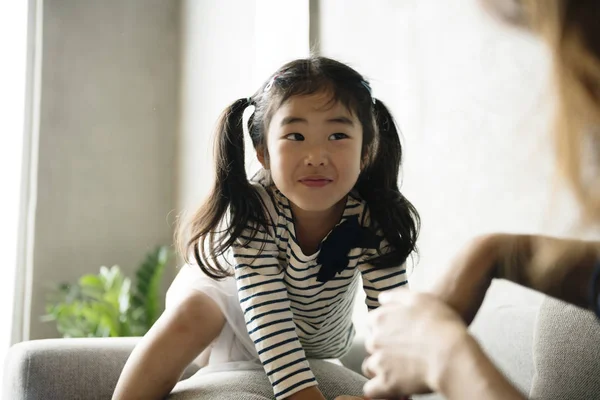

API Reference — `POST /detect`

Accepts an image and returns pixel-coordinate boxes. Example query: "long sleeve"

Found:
[358,239,408,311]
[233,230,317,399]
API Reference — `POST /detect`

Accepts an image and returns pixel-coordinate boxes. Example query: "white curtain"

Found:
[0,0,32,371]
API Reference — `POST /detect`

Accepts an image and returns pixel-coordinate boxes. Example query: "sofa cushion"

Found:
[169,359,367,400]
[530,296,600,399]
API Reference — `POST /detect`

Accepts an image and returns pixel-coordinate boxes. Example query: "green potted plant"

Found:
[43,246,172,337]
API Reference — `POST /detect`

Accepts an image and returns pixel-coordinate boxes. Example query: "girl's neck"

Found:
[291,197,347,256]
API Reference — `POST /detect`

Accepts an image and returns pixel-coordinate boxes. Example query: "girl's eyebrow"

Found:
[280,116,355,127]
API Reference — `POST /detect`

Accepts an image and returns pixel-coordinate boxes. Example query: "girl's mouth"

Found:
[299,177,333,187]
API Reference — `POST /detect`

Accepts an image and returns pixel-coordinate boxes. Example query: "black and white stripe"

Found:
[233,182,407,399]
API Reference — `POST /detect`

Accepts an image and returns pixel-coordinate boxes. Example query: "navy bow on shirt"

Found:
[316,214,383,283]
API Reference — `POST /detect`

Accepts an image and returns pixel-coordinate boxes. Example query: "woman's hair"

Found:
[521,0,600,220]
[481,1,600,284]
[177,56,420,279]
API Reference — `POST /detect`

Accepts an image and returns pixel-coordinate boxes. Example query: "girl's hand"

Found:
[334,396,410,400]
[428,233,510,324]
[334,396,365,400]
[362,289,469,398]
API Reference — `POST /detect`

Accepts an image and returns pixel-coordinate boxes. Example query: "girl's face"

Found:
[259,92,364,214]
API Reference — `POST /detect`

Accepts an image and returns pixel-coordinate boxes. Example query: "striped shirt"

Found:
[233,181,407,399]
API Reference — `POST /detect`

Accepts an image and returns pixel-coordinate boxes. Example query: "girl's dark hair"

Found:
[177,56,420,279]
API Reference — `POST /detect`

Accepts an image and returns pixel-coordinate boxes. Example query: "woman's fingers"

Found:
[363,373,397,399]
[378,286,410,304]
[364,291,470,397]
[361,351,382,379]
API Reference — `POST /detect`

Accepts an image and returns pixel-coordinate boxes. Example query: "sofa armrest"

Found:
[529,296,600,399]
[3,337,140,400]
[3,337,200,400]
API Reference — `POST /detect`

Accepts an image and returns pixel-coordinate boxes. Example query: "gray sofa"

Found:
[4,295,600,400]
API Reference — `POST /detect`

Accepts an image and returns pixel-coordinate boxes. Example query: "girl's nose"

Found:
[304,146,328,166]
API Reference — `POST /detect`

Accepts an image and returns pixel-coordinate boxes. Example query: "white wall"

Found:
[23,0,180,340]
[316,0,581,333]
[178,0,311,212]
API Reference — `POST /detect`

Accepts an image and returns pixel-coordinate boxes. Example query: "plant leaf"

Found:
[43,247,170,338]
[132,246,170,328]
[79,275,103,289]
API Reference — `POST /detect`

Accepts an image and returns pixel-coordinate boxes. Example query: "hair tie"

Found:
[264,72,282,93]
[361,80,376,104]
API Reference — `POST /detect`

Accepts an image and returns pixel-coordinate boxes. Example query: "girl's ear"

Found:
[256,146,269,169]
[360,148,370,171]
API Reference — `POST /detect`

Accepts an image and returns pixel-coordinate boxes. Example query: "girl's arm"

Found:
[232,185,326,399]
[360,262,408,310]
[358,237,409,311]
[286,386,327,400]
[233,237,322,400]
[111,291,224,400]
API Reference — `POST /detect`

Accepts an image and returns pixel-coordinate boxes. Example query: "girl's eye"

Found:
[329,132,349,140]
[285,133,304,141]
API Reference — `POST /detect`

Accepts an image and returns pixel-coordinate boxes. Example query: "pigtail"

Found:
[357,99,420,269]
[178,98,270,279]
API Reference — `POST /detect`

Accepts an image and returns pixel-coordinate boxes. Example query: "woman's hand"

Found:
[362,289,470,398]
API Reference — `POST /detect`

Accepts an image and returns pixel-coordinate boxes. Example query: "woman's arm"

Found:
[435,332,524,400]
[493,234,598,308]
[430,233,600,325]
[363,234,600,400]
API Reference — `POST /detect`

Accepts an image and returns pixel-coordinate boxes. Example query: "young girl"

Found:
[112,56,420,400]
